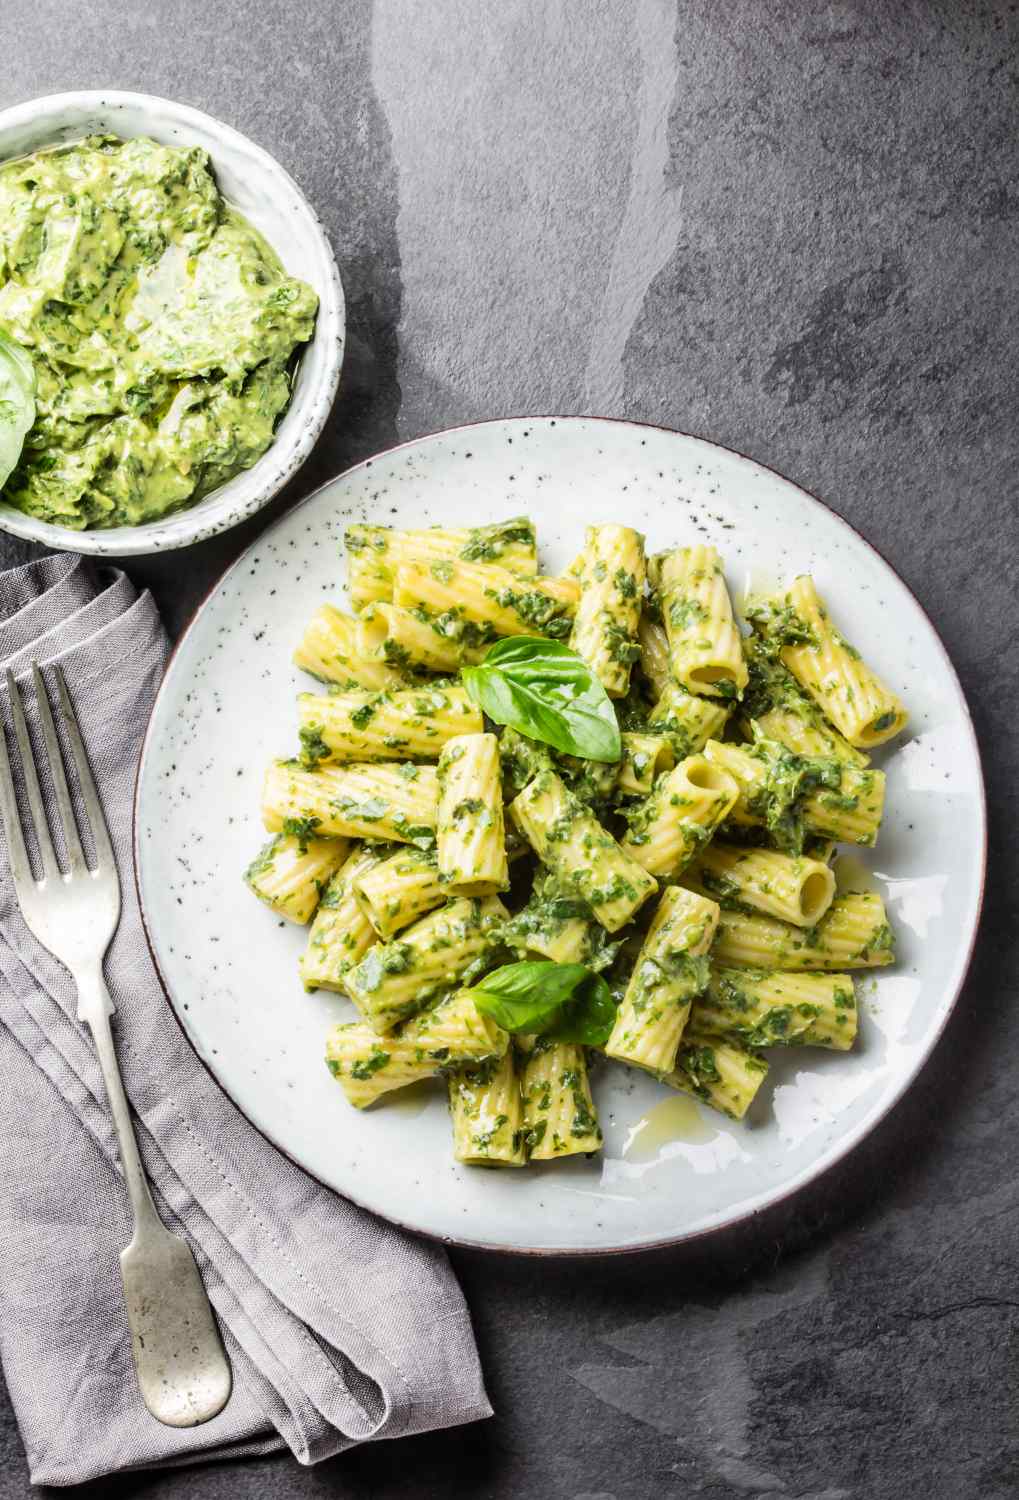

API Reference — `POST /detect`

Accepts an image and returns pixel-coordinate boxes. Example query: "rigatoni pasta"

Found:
[345,517,539,610]
[615,732,675,797]
[666,1030,769,1120]
[351,846,445,939]
[710,891,895,971]
[294,604,405,690]
[749,575,908,748]
[695,843,836,928]
[502,872,619,970]
[262,759,439,845]
[393,559,578,645]
[621,754,739,877]
[693,968,858,1050]
[300,845,382,992]
[326,989,508,1108]
[703,737,885,849]
[244,831,348,924]
[604,887,719,1077]
[658,544,748,699]
[357,601,486,674]
[297,684,482,765]
[510,769,658,932]
[637,615,673,701]
[519,1038,602,1159]
[742,639,868,768]
[436,733,509,895]
[448,1050,527,1167]
[648,680,731,758]
[248,507,908,1167]
[344,896,509,1031]
[568,524,646,697]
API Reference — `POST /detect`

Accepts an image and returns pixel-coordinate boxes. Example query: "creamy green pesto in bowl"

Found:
[0,133,318,529]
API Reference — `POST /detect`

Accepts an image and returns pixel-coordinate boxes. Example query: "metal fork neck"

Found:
[76,968,161,1236]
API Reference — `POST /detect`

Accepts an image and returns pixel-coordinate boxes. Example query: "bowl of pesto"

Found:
[0,91,344,555]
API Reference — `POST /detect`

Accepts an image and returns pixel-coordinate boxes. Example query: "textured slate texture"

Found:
[2,2,1017,1496]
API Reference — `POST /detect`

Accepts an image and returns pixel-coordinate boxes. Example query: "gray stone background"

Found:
[2,1,1017,1496]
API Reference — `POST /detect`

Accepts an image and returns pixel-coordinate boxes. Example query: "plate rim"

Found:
[133,414,988,1256]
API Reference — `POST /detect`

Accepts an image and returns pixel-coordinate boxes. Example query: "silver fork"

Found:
[0,662,231,1428]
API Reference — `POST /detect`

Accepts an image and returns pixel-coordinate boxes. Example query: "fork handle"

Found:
[76,967,232,1426]
[76,966,162,1235]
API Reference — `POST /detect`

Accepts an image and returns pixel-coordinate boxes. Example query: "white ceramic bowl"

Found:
[0,91,345,556]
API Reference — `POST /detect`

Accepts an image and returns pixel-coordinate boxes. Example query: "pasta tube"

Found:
[244,832,349,924]
[326,989,508,1109]
[695,843,836,928]
[605,887,719,1077]
[503,873,619,969]
[742,639,868,768]
[345,518,538,610]
[665,1030,769,1120]
[262,759,439,845]
[750,576,908,748]
[568,524,646,697]
[357,601,486,674]
[351,846,445,939]
[293,604,405,690]
[344,896,509,1031]
[637,616,673,701]
[393,560,579,645]
[621,754,739,877]
[436,733,509,895]
[703,738,885,848]
[615,733,675,797]
[498,724,555,795]
[299,845,382,992]
[799,769,885,847]
[648,681,731,758]
[710,891,895,971]
[556,754,618,807]
[693,967,858,1050]
[519,1039,602,1159]
[658,545,748,699]
[448,1050,527,1167]
[702,738,779,830]
[297,685,482,765]
[510,770,658,932]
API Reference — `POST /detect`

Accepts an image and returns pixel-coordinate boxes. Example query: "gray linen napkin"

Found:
[0,556,491,1486]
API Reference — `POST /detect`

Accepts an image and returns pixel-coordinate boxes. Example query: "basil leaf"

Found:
[469,960,617,1047]
[462,637,621,763]
[542,971,616,1047]
[469,960,589,1031]
[0,336,35,493]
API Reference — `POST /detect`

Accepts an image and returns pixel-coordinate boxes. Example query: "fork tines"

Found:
[0,663,113,886]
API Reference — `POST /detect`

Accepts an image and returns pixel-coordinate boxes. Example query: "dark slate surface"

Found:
[2,2,1017,1496]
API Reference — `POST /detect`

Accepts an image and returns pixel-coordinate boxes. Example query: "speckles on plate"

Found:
[135,415,985,1254]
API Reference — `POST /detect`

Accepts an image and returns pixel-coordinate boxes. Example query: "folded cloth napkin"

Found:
[0,555,491,1487]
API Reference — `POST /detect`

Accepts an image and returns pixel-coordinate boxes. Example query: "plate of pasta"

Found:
[135,417,985,1253]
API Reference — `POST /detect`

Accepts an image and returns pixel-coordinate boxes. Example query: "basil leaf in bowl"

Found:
[462,636,621,762]
[0,335,35,492]
[468,959,617,1047]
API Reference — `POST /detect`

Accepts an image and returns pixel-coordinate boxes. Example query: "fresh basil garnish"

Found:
[462,637,621,763]
[468,959,616,1046]
[0,336,35,493]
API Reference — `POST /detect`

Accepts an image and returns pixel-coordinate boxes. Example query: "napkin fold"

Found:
[0,555,490,1487]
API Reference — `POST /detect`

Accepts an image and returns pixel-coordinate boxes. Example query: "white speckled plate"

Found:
[134,418,986,1253]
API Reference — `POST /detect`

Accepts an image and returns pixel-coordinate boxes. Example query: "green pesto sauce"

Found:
[0,134,317,528]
